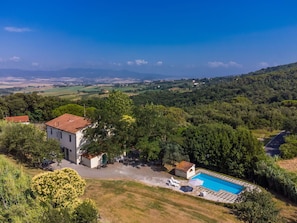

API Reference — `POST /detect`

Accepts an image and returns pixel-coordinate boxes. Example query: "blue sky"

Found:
[1,0,297,78]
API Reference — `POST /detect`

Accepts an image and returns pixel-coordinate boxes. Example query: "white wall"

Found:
[46,126,89,164]
[81,154,103,168]
[186,166,195,179]
[175,165,195,179]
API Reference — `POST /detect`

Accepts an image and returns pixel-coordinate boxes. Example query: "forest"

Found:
[1,62,297,221]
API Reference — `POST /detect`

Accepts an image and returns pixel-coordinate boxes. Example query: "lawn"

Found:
[83,179,240,223]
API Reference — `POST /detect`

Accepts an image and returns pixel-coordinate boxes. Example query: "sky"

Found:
[1,0,297,78]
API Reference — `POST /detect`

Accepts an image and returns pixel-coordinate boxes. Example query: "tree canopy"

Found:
[233,190,281,223]
[0,121,62,167]
[182,124,264,178]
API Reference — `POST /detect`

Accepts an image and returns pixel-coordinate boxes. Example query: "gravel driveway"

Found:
[51,159,183,188]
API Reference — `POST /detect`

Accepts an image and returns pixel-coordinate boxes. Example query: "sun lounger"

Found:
[167,179,179,187]
[171,177,180,184]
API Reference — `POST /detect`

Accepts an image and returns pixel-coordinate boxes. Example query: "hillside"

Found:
[132,62,297,106]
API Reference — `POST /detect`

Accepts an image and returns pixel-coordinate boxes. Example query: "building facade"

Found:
[45,113,92,164]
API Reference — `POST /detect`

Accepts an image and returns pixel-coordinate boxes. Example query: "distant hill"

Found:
[247,62,297,76]
[0,68,169,84]
[132,61,297,106]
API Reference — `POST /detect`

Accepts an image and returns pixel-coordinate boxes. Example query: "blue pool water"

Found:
[191,173,244,194]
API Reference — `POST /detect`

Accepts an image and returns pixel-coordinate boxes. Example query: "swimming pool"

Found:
[191,172,244,194]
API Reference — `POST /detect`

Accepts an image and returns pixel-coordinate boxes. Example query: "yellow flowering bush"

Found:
[31,168,86,208]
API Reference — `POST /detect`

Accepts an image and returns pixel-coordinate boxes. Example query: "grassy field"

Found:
[83,179,240,223]
[277,157,297,174]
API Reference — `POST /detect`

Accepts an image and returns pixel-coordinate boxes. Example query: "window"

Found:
[60,132,62,139]
[50,128,52,135]
[69,135,71,142]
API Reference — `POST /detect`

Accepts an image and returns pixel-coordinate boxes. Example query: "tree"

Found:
[72,199,99,223]
[52,103,97,118]
[0,122,62,167]
[0,155,44,222]
[182,124,264,178]
[131,104,188,162]
[134,104,183,142]
[1,92,70,121]
[52,104,85,117]
[42,206,72,223]
[233,190,281,223]
[84,91,135,158]
[280,134,297,159]
[31,168,86,208]
[136,137,160,161]
[104,90,134,118]
[0,156,31,210]
[161,142,189,165]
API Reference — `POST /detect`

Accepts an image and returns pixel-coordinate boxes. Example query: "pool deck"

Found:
[180,169,258,203]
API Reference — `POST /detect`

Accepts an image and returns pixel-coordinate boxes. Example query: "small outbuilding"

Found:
[81,153,108,168]
[175,161,195,179]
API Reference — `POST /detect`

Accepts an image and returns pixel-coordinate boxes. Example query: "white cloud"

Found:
[9,56,21,62]
[208,61,226,68]
[259,62,269,68]
[32,62,39,67]
[208,61,241,68]
[111,62,122,66]
[228,61,241,67]
[127,59,148,66]
[156,61,163,66]
[135,59,148,65]
[4,26,32,33]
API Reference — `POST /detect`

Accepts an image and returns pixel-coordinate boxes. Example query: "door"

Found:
[65,148,69,160]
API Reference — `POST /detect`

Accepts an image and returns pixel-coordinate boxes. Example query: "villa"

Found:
[45,113,92,164]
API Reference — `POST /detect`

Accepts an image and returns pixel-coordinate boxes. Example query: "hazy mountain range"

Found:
[1,62,297,86]
[0,68,171,85]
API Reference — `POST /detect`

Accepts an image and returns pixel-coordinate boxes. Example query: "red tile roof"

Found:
[45,114,91,134]
[5,115,29,123]
[175,161,195,172]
